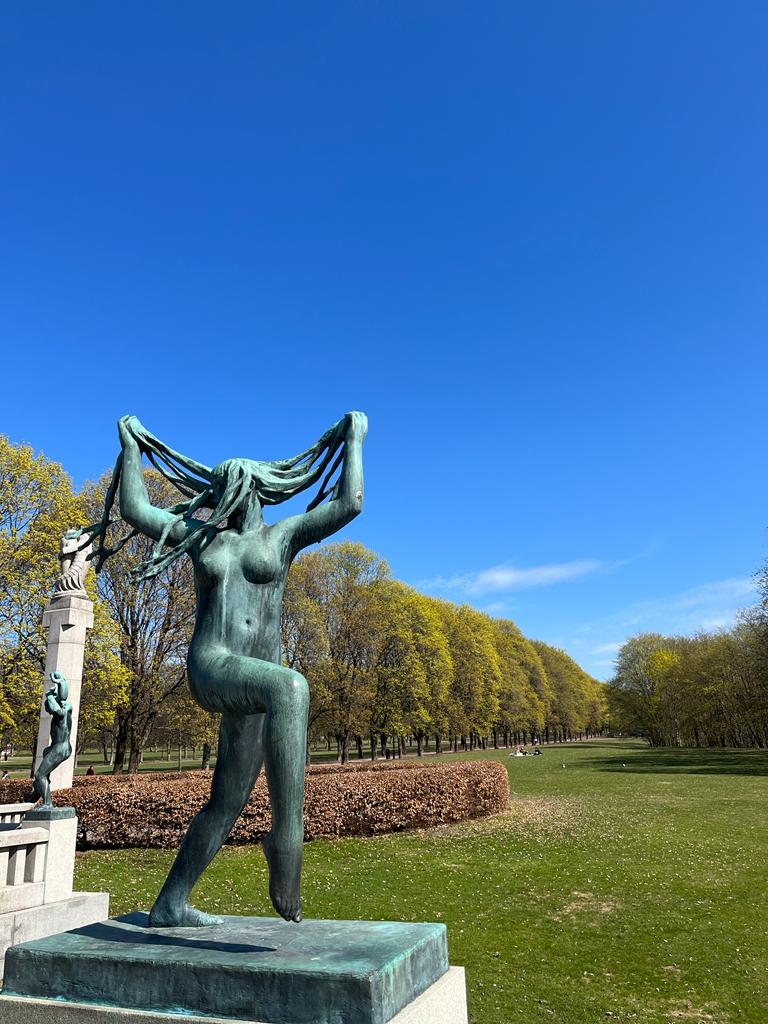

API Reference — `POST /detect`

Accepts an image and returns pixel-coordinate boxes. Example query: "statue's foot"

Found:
[263,832,303,923]
[149,901,224,928]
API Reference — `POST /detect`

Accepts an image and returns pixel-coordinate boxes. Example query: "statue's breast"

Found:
[196,530,284,587]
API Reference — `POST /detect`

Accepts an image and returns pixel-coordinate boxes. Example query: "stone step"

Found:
[0,882,45,915]
[0,890,110,983]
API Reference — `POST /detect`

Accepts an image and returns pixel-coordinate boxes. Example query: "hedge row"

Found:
[1,759,509,849]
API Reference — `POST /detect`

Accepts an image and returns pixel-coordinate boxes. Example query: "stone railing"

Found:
[0,803,34,826]
[0,825,49,914]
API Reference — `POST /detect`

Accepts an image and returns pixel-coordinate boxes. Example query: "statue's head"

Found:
[51,671,69,701]
[209,458,264,523]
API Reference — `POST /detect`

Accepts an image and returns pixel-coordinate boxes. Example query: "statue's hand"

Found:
[118,415,143,449]
[345,411,368,438]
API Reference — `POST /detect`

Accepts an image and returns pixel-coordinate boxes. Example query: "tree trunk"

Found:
[370,732,377,761]
[339,734,350,764]
[127,737,142,774]
[356,736,364,760]
[201,742,212,770]
[112,719,128,774]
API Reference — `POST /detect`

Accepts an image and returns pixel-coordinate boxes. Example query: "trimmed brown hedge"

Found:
[1,760,509,849]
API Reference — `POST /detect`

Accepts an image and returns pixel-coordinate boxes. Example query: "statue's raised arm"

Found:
[281,411,367,554]
[117,415,205,551]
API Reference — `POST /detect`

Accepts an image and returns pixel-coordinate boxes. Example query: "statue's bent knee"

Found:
[287,672,309,709]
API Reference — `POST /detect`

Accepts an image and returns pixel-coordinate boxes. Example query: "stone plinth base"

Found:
[1,913,459,1024]
[23,807,76,821]
[0,891,109,982]
[19,812,77,904]
[0,972,467,1024]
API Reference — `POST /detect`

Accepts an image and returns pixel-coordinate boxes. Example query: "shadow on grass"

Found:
[594,747,768,777]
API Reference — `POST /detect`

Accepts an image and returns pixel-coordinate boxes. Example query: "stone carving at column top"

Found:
[52,531,93,598]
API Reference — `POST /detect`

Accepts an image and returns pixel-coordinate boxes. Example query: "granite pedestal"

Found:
[0,913,467,1024]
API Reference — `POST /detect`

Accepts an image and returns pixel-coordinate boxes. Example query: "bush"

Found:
[1,759,509,849]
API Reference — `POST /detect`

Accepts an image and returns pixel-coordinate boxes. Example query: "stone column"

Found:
[33,534,94,792]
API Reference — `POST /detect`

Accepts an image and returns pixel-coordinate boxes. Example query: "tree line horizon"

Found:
[1,435,765,766]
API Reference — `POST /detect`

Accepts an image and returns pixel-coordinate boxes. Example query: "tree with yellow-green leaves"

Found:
[491,620,551,747]
[82,470,197,773]
[293,541,389,764]
[607,622,768,748]
[436,602,502,751]
[369,584,452,757]
[531,640,605,743]
[0,436,127,756]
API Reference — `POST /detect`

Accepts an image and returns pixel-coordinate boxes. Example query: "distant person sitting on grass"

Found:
[533,748,542,756]
[1,770,9,779]
[86,765,95,776]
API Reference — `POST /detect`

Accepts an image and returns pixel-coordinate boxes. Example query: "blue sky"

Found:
[2,3,766,678]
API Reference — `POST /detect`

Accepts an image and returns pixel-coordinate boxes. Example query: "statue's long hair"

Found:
[88,418,347,581]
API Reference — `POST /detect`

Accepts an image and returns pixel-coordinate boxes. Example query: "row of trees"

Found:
[0,435,605,769]
[607,583,768,748]
[282,543,606,762]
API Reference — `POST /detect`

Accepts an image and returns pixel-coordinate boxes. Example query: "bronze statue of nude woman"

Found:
[81,411,366,926]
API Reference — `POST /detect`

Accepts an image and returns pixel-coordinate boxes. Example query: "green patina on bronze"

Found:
[2,913,447,1024]
[79,413,366,927]
[27,671,73,808]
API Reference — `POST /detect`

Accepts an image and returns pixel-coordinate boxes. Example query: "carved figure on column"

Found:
[53,531,93,597]
[28,671,74,807]
[80,412,366,927]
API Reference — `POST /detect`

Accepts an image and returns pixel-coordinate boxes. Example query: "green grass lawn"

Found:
[74,739,768,1024]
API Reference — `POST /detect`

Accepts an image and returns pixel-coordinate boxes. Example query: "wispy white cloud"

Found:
[423,558,602,595]
[606,577,756,634]
[590,640,624,655]
[570,577,758,680]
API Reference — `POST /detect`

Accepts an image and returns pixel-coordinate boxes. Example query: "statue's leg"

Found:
[149,712,265,928]
[188,654,309,923]
[27,750,54,805]
[259,671,309,925]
